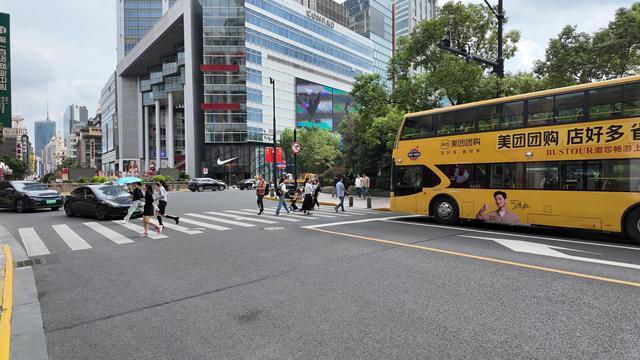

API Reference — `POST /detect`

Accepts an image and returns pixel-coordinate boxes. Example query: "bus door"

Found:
[393,165,439,214]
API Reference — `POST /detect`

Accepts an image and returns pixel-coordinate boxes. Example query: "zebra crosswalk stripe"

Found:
[226,210,299,222]
[52,224,92,250]
[179,217,231,231]
[206,211,278,224]
[115,221,168,239]
[84,222,134,245]
[148,219,203,235]
[18,227,50,256]
[185,213,255,227]
[240,209,311,220]
[264,207,336,218]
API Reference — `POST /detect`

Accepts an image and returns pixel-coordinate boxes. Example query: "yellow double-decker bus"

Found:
[391,75,640,243]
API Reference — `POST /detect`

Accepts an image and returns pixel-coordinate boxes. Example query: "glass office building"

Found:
[115,0,372,181]
[394,0,436,40]
[345,0,393,86]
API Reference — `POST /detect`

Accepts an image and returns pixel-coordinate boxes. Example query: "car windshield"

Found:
[11,182,49,191]
[93,186,130,200]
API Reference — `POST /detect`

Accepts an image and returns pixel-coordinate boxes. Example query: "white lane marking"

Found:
[461,235,640,270]
[52,224,92,250]
[18,227,50,256]
[84,222,134,245]
[265,207,336,218]
[227,210,299,222]
[185,213,255,227]
[206,211,278,224]
[114,221,168,239]
[242,208,312,220]
[303,215,423,229]
[148,219,203,235]
[383,219,640,251]
[179,217,231,231]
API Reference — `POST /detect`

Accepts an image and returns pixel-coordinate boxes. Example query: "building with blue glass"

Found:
[345,0,393,85]
[115,0,373,182]
[393,0,436,41]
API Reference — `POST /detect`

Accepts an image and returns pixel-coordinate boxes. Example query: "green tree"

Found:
[279,127,341,174]
[389,1,521,108]
[534,3,640,87]
[0,156,26,179]
[56,157,76,171]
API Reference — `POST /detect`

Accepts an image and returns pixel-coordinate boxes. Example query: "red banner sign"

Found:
[265,147,284,163]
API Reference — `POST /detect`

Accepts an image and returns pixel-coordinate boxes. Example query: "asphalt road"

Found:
[2,189,639,359]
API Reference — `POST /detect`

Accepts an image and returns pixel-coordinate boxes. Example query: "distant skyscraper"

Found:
[63,104,88,140]
[34,108,56,156]
[297,0,348,27]
[346,0,393,84]
[117,0,176,61]
[394,0,436,41]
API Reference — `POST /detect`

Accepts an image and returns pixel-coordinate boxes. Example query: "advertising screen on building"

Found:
[295,78,354,131]
[0,13,11,128]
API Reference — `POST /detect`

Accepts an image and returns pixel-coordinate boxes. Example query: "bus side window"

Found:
[555,92,585,123]
[501,101,524,129]
[528,96,554,126]
[436,112,455,135]
[490,163,524,189]
[526,162,560,190]
[478,105,499,132]
[623,82,640,117]
[455,108,476,134]
[589,86,622,120]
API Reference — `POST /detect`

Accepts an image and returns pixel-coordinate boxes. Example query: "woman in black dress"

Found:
[141,184,161,237]
[301,178,314,215]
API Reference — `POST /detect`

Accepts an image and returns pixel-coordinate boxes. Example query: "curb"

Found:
[0,244,13,360]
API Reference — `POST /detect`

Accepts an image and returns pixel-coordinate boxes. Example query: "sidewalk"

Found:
[315,192,390,210]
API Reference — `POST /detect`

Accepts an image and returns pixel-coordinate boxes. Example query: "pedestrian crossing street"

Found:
[13,206,383,257]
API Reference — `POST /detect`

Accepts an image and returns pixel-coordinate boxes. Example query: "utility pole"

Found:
[438,0,504,96]
[269,77,277,186]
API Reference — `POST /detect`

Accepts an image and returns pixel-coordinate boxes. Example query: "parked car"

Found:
[64,185,141,220]
[236,178,256,190]
[188,178,227,192]
[0,181,64,213]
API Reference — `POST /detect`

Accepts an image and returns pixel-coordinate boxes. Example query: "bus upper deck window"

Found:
[436,112,455,135]
[528,96,554,126]
[623,83,640,117]
[555,92,585,123]
[478,105,499,132]
[501,101,524,129]
[589,86,622,120]
[456,108,476,134]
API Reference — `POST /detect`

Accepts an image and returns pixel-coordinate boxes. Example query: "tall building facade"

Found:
[345,0,393,84]
[115,0,372,182]
[393,0,436,40]
[117,0,178,61]
[42,133,65,174]
[34,114,56,157]
[100,72,118,174]
[297,0,347,27]
[63,104,88,140]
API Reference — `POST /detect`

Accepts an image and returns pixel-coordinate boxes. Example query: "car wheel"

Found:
[15,199,27,213]
[624,207,640,244]
[432,197,459,225]
[216,185,223,191]
[64,203,75,217]
[198,186,204,192]
[51,207,61,211]
[96,205,109,221]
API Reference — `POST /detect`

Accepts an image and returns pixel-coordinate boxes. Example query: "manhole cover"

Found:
[262,226,284,231]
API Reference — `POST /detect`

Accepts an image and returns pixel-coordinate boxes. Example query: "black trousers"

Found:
[156,200,178,225]
[257,195,264,211]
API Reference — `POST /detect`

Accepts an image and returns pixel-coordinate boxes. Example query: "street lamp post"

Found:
[438,0,504,95]
[269,77,277,187]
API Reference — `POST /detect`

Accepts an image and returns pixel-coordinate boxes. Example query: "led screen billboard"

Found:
[295,78,354,131]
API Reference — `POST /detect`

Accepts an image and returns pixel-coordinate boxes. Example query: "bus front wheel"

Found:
[623,207,640,245]
[432,197,459,225]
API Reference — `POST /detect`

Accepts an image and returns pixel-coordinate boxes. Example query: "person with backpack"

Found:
[123,182,144,223]
[256,174,266,215]
[274,177,290,216]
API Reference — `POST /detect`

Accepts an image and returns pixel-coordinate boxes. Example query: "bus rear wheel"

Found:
[432,197,459,225]
[623,207,640,245]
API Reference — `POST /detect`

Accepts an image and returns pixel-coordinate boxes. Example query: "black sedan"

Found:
[236,178,256,190]
[188,178,227,192]
[64,185,141,220]
[0,181,64,213]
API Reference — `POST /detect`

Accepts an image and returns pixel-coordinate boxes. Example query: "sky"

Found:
[0,0,633,139]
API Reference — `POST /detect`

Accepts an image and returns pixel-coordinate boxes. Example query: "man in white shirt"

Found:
[355,176,363,199]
